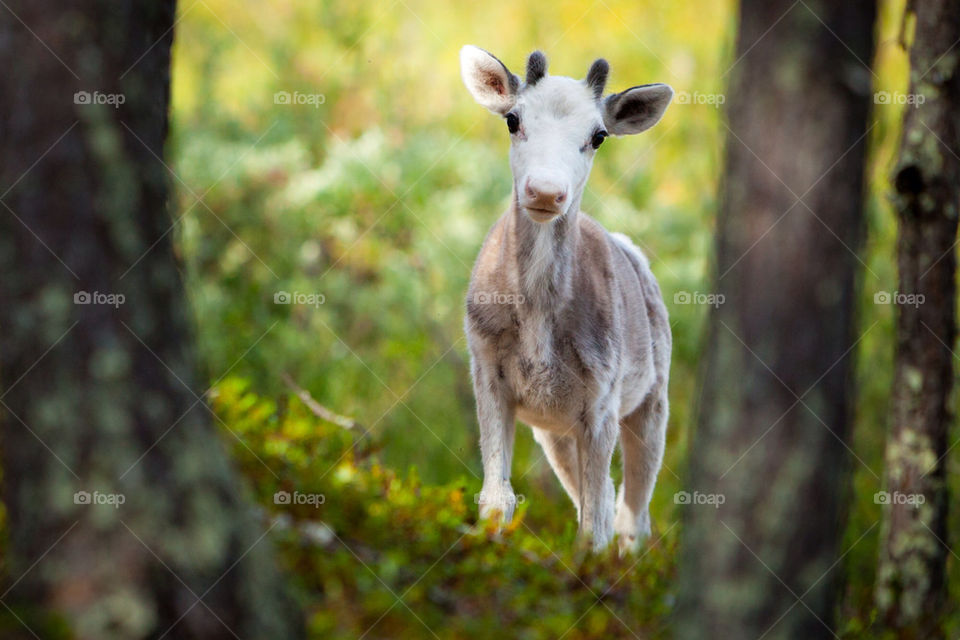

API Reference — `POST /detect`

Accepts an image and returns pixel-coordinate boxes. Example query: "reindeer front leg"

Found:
[472,361,517,523]
[577,410,618,550]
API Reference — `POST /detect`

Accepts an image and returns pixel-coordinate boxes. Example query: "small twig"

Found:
[281,372,360,431]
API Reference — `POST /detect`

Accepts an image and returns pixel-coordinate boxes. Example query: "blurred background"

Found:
[159,0,953,635]
[175,0,727,489]
[5,0,960,637]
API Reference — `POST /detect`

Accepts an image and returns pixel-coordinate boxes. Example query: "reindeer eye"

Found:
[591,130,608,149]
[505,112,520,134]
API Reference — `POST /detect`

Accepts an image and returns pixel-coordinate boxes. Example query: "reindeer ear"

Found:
[602,83,673,135]
[460,45,520,114]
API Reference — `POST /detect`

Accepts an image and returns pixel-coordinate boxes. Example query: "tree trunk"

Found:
[675,1,876,638]
[875,1,960,636]
[0,2,301,638]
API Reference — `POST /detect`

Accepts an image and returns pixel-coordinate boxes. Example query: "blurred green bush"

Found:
[215,377,677,639]
[171,0,732,485]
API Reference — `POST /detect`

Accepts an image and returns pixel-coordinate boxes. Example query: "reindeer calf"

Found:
[461,46,672,552]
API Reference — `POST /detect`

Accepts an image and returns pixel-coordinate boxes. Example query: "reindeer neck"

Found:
[509,191,580,308]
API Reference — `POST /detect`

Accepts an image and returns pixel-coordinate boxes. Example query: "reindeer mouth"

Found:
[524,206,562,223]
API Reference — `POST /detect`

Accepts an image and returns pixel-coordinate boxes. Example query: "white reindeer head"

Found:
[460,45,673,223]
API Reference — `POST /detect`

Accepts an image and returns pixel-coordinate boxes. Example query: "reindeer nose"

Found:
[524,178,567,209]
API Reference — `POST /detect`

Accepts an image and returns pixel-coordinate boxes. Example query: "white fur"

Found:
[509,76,601,220]
[610,231,650,270]
[522,224,557,294]
[462,46,673,553]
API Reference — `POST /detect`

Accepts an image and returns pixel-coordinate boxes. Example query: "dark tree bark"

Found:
[0,2,301,638]
[875,1,960,636]
[675,1,876,638]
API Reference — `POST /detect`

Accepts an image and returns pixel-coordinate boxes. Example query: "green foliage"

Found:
[166,0,960,636]
[214,378,676,639]
[170,0,730,485]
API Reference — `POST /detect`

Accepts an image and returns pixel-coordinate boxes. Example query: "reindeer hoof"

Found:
[477,483,517,524]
